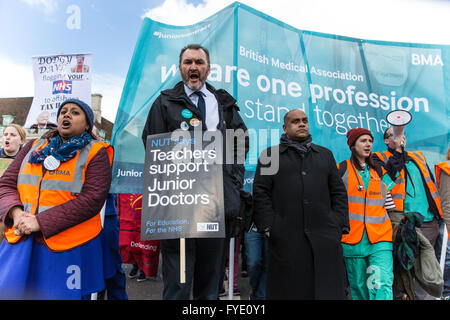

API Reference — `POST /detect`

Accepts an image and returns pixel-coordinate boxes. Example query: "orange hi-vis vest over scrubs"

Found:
[435,161,450,238]
[374,150,443,218]
[435,161,450,190]
[4,138,114,252]
[338,160,392,244]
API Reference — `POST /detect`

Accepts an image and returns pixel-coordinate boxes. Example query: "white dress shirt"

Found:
[184,84,219,131]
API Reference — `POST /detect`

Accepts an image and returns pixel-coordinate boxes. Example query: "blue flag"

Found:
[111,1,450,194]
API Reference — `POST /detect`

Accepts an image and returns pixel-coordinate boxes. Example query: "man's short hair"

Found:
[283,109,306,125]
[383,127,392,140]
[179,44,210,65]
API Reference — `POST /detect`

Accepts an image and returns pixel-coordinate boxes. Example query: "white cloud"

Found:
[20,0,59,15]
[92,73,126,123]
[143,0,450,45]
[0,56,34,97]
[142,0,233,25]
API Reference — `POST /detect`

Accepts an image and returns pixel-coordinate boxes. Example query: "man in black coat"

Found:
[253,109,349,299]
[142,44,248,300]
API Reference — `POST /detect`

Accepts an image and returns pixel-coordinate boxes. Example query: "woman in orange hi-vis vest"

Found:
[0,99,113,299]
[338,128,396,300]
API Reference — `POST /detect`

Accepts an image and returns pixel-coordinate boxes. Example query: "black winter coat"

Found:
[142,81,249,219]
[253,142,349,299]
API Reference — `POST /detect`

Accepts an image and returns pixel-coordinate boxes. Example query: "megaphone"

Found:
[386,110,412,148]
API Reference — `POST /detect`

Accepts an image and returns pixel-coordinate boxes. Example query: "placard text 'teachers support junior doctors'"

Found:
[141,131,225,241]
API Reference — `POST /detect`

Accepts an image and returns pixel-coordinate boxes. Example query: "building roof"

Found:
[0,97,33,126]
[0,96,114,141]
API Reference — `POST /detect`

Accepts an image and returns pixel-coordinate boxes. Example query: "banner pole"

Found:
[228,237,235,300]
[180,238,186,283]
[91,201,106,300]
[440,226,448,274]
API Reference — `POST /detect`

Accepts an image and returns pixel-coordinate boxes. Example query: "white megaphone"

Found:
[386,110,412,148]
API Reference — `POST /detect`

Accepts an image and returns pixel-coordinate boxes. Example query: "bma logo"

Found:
[197,222,219,232]
[48,170,70,176]
[52,80,72,94]
[411,54,444,66]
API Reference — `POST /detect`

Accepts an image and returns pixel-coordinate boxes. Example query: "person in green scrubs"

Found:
[340,128,396,300]
[373,127,443,300]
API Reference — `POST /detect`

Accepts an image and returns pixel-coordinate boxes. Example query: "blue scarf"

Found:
[28,131,93,165]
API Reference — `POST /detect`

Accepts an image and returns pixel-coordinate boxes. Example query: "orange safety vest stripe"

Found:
[374,150,442,217]
[339,159,392,245]
[373,151,406,211]
[435,161,450,190]
[407,151,442,218]
[435,161,450,239]
[5,138,114,252]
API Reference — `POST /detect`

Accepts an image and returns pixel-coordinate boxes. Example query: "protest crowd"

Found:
[0,42,449,302]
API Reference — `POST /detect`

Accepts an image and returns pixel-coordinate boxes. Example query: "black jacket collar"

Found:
[279,142,320,154]
[387,147,411,161]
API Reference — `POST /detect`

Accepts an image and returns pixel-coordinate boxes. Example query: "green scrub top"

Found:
[403,160,435,222]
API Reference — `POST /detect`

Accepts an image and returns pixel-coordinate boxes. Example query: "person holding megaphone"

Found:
[372,115,444,300]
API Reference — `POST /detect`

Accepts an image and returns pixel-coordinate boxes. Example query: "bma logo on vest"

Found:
[411,54,444,66]
[48,170,71,176]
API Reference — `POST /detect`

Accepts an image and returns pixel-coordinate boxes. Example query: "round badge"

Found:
[44,155,60,171]
[181,109,193,118]
[180,121,189,131]
[190,118,201,127]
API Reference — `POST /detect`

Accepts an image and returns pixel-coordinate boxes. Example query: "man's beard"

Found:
[183,78,205,91]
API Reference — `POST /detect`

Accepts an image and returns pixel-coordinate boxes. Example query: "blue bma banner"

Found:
[110,1,450,194]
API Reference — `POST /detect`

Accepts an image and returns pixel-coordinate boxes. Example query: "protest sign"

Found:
[141,131,225,240]
[25,53,92,129]
[0,158,13,177]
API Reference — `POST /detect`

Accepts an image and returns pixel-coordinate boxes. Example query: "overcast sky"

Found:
[1,0,449,122]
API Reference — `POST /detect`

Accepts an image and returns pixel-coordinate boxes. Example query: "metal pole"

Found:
[440,226,448,274]
[91,201,106,300]
[228,237,235,300]
[180,238,186,283]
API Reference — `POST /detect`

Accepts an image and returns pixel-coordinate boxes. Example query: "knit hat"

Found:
[57,98,94,132]
[347,128,373,149]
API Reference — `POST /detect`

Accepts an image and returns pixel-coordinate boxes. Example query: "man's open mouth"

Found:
[189,73,199,80]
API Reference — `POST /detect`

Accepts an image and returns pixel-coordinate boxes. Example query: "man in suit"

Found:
[142,44,248,300]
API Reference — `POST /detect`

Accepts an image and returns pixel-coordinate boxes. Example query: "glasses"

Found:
[385,133,406,139]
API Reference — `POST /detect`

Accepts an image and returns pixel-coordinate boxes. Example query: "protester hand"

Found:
[394,135,406,153]
[9,207,26,236]
[16,213,40,235]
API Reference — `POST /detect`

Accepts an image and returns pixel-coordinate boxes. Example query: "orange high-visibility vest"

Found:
[4,138,114,252]
[435,161,450,238]
[374,150,443,218]
[435,161,450,190]
[338,160,392,244]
